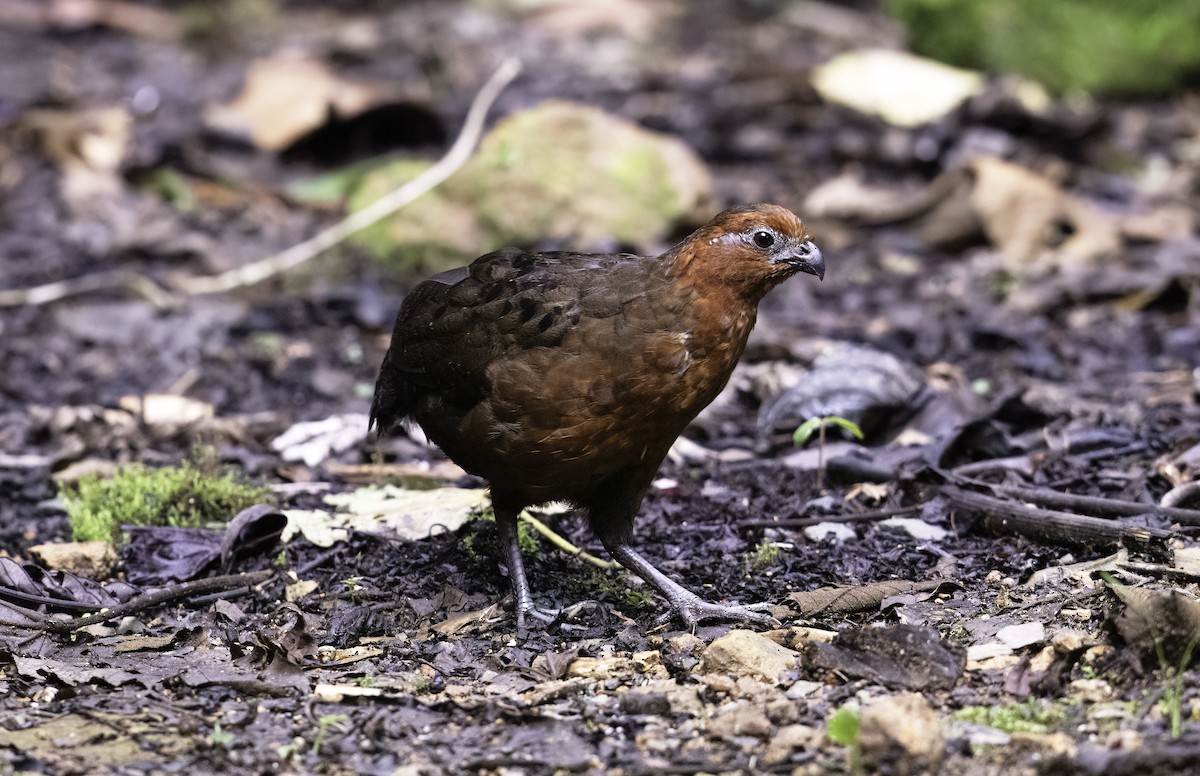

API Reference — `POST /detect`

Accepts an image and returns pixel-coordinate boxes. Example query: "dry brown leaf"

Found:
[205,56,405,151]
[18,106,130,207]
[969,157,1121,266]
[787,579,936,616]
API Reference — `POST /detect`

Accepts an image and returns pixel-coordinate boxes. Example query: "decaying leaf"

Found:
[282,486,489,549]
[205,56,411,151]
[1109,582,1200,669]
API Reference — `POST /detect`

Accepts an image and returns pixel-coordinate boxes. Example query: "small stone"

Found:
[700,629,799,684]
[28,541,119,579]
[707,700,773,740]
[619,690,670,715]
[858,693,945,776]
[764,723,823,765]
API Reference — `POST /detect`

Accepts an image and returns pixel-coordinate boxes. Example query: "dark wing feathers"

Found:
[370,247,664,434]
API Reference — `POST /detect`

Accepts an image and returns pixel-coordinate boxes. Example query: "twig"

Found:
[41,569,275,633]
[947,473,1200,526]
[0,58,522,307]
[175,57,522,296]
[0,269,180,309]
[519,511,621,570]
[739,504,921,529]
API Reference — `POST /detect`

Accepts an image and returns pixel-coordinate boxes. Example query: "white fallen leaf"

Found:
[996,621,1046,649]
[271,414,370,468]
[811,48,984,128]
[880,516,948,541]
[283,509,350,548]
[323,485,489,541]
[804,522,857,542]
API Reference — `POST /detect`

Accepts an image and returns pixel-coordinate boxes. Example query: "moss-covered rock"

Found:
[887,0,1200,96]
[349,100,714,270]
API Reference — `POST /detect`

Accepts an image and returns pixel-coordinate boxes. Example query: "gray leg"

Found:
[494,505,535,626]
[494,506,556,627]
[602,540,779,629]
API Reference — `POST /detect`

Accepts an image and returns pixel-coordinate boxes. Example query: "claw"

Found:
[604,540,781,629]
[669,592,781,629]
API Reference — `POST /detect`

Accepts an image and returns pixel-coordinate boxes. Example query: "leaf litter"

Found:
[1,1,1199,774]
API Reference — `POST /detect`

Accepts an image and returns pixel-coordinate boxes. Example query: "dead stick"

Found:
[520,511,621,570]
[0,269,179,309]
[990,483,1200,525]
[739,504,921,529]
[943,486,1171,555]
[42,569,275,633]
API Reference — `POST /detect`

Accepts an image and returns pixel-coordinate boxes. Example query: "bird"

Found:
[371,203,824,628]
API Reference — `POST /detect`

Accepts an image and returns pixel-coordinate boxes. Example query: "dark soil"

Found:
[2,1,1199,774]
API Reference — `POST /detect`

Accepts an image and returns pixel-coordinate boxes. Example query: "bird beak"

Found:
[774,240,824,280]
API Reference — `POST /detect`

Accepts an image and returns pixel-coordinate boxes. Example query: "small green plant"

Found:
[744,540,782,571]
[954,698,1067,733]
[208,723,235,749]
[1155,622,1200,738]
[62,458,271,545]
[827,705,862,776]
[793,415,864,491]
[311,713,350,755]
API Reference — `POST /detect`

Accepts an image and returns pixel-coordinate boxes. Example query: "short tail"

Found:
[369,347,417,436]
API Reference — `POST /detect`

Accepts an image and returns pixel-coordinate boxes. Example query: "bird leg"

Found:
[494,505,555,627]
[602,539,780,629]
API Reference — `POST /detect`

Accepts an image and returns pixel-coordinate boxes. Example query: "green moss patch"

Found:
[63,460,271,545]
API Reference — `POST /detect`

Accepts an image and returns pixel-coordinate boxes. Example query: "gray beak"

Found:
[777,239,824,280]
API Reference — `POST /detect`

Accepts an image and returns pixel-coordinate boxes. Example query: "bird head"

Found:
[674,203,824,299]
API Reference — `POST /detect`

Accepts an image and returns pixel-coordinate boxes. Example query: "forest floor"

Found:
[1,1,1199,774]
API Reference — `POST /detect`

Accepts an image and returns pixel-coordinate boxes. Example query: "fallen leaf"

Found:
[811,48,984,127]
[205,56,406,151]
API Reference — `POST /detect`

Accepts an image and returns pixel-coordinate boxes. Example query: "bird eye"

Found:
[752,231,775,249]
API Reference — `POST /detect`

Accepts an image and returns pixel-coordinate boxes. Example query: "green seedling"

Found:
[312,713,350,755]
[793,415,864,491]
[744,540,782,571]
[827,705,862,776]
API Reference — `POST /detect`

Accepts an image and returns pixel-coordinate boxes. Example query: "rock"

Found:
[764,723,824,765]
[352,100,714,269]
[857,693,945,776]
[700,629,799,684]
[28,541,119,579]
[707,700,773,740]
[620,679,705,717]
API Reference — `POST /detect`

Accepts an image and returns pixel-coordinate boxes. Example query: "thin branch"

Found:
[175,57,522,296]
[41,569,275,633]
[738,503,921,529]
[520,511,622,571]
[0,269,179,309]
[0,58,522,308]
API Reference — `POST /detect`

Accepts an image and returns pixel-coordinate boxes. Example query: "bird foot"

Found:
[515,603,559,629]
[661,594,781,629]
